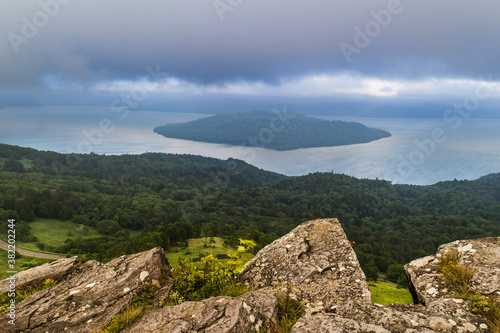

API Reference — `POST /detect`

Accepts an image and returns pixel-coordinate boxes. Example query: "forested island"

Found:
[0,143,499,285]
[154,110,391,150]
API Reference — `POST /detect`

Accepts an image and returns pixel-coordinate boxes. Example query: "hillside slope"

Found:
[0,144,498,285]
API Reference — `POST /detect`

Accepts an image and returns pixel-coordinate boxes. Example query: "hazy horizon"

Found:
[1,1,500,184]
[1,1,500,116]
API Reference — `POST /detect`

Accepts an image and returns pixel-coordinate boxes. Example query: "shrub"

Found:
[78,254,87,265]
[215,253,230,260]
[100,282,159,333]
[100,305,144,333]
[0,278,58,313]
[260,283,305,333]
[437,250,475,298]
[169,238,255,303]
[437,250,499,332]
[471,294,500,333]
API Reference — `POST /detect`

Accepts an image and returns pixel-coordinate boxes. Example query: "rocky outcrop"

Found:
[239,219,495,332]
[123,287,277,332]
[405,237,500,306]
[0,247,169,333]
[292,298,489,332]
[291,233,500,333]
[0,256,83,294]
[0,219,498,332]
[239,218,371,309]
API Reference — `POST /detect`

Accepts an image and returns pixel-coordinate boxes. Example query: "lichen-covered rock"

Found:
[291,312,391,333]
[405,237,500,305]
[0,256,86,294]
[123,287,277,333]
[0,247,169,333]
[292,299,490,332]
[289,224,496,332]
[239,218,371,309]
[0,219,496,332]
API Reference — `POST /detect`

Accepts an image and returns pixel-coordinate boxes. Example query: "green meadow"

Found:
[369,280,414,305]
[14,218,105,252]
[4,218,142,254]
[164,237,252,267]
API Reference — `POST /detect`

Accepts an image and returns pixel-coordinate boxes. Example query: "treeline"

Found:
[0,144,499,285]
[0,143,285,185]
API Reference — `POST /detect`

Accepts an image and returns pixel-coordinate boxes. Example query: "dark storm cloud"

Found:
[1,0,499,90]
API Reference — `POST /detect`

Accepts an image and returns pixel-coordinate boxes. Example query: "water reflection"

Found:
[1,107,500,185]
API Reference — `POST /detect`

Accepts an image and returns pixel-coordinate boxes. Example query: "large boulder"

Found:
[0,247,169,333]
[239,218,371,309]
[123,287,277,333]
[0,219,496,332]
[286,223,496,332]
[405,237,500,305]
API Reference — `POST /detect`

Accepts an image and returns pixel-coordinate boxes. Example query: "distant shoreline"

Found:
[154,110,392,151]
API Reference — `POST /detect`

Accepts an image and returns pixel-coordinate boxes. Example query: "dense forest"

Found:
[154,110,391,150]
[0,143,499,286]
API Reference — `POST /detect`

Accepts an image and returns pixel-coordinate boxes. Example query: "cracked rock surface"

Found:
[0,247,169,333]
[123,287,277,332]
[0,256,99,294]
[0,219,497,332]
[292,298,489,332]
[239,218,371,309]
[405,237,500,306]
[292,234,499,332]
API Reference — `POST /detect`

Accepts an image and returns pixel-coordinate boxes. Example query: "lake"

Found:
[1,106,500,185]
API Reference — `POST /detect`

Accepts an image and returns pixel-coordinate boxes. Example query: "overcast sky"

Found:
[1,0,500,108]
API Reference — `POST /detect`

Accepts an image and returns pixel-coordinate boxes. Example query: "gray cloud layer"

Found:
[1,0,499,90]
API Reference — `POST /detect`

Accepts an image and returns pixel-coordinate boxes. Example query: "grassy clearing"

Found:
[20,158,34,169]
[15,218,105,252]
[165,237,252,267]
[0,158,34,170]
[0,218,143,254]
[0,249,54,279]
[369,280,414,305]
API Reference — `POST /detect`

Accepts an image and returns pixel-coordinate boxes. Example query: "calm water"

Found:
[1,106,500,185]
